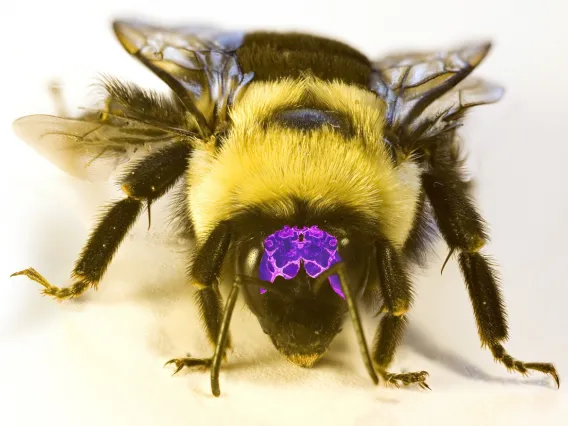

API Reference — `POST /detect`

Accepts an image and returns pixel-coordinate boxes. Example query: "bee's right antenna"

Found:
[313,263,379,385]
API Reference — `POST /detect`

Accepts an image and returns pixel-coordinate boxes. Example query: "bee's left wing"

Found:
[113,20,253,136]
[15,20,251,183]
[13,110,189,182]
[370,42,504,149]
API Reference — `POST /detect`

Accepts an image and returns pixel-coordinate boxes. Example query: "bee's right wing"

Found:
[370,42,504,150]
[13,112,188,183]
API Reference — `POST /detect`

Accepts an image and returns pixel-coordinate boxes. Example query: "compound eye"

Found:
[242,245,262,278]
[237,241,266,318]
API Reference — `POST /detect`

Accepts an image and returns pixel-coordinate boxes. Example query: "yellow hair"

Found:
[188,76,421,247]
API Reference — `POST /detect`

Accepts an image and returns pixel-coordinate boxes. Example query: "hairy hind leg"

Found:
[12,197,142,300]
[423,159,559,387]
[11,143,192,300]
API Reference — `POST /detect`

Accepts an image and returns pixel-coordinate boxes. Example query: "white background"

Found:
[1,1,566,425]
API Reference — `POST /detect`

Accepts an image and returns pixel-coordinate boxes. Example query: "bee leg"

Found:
[423,164,559,387]
[165,221,235,396]
[11,198,143,300]
[191,222,232,348]
[372,239,430,389]
[164,357,212,374]
[11,143,192,301]
[165,278,240,397]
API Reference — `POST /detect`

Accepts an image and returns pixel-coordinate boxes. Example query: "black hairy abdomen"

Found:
[237,32,372,86]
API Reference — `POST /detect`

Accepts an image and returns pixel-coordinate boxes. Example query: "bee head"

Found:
[235,223,372,367]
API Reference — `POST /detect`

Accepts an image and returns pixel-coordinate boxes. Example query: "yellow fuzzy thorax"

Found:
[188,77,421,247]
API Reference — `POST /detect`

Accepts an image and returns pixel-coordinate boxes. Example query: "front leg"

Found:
[165,278,240,397]
[423,163,559,387]
[372,238,430,389]
[165,288,224,373]
[165,221,236,396]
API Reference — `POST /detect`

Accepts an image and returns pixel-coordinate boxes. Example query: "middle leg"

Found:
[372,238,430,389]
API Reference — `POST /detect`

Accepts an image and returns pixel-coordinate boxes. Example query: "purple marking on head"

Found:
[258,225,344,299]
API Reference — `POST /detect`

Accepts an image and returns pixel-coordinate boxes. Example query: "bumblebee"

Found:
[11,20,559,396]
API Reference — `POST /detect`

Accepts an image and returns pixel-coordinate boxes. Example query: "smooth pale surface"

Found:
[0,1,566,425]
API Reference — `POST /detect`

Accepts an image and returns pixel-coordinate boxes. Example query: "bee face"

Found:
[236,222,371,367]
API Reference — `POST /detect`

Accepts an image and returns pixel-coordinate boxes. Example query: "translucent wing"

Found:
[14,76,199,182]
[13,113,186,182]
[112,20,253,135]
[370,42,504,148]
